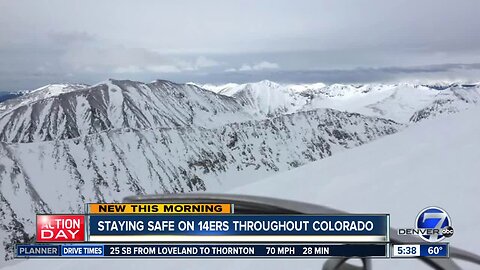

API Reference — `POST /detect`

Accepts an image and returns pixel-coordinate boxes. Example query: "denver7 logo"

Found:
[416,207,451,242]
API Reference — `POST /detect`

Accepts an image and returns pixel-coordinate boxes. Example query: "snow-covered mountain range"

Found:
[195,80,480,122]
[6,106,480,270]
[0,80,250,143]
[0,79,479,265]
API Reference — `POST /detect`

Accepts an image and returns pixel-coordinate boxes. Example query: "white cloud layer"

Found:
[228,61,280,72]
[1,0,480,89]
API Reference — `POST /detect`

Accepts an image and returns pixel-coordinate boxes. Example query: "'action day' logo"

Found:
[36,215,85,242]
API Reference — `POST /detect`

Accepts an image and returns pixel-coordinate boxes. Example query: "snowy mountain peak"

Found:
[0,79,249,143]
[1,79,479,144]
[287,82,327,92]
[29,83,89,96]
[200,80,480,123]
[253,80,281,88]
[0,106,404,260]
[0,83,89,117]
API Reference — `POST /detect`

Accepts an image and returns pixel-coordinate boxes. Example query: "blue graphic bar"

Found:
[88,215,388,235]
[16,244,105,257]
[61,245,104,256]
[16,244,387,258]
[420,244,449,257]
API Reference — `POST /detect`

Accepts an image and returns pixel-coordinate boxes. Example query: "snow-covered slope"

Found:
[0,107,402,261]
[6,108,477,270]
[2,81,479,144]
[306,83,480,123]
[0,84,88,116]
[1,79,479,269]
[0,80,250,143]
[409,84,480,122]
[204,81,480,123]
[232,107,480,267]
[189,82,240,94]
[201,80,320,117]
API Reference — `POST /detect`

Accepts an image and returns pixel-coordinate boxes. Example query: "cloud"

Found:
[2,0,480,89]
[252,61,280,70]
[174,62,480,85]
[59,44,221,74]
[238,64,253,71]
[45,36,221,75]
[0,30,225,89]
[227,61,280,72]
[146,65,181,73]
[47,31,96,46]
[113,66,143,74]
[113,65,181,74]
[176,56,220,71]
[193,56,220,69]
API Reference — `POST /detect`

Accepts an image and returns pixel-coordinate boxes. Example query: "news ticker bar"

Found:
[16,244,388,258]
[392,244,449,258]
[17,243,449,259]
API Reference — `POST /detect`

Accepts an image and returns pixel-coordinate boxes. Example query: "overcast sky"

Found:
[1,0,480,90]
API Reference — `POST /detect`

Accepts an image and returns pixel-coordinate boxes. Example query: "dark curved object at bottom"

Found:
[123,193,480,270]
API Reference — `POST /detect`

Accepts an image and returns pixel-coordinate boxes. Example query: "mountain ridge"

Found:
[201,81,480,122]
[0,107,403,260]
[0,79,251,143]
